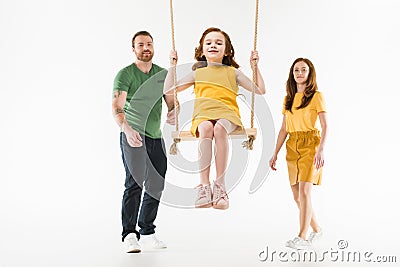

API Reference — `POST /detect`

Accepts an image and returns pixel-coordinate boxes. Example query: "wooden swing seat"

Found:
[171,128,257,141]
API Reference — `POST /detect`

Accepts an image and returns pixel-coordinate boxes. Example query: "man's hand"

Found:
[124,125,143,147]
[166,110,175,125]
[166,105,180,125]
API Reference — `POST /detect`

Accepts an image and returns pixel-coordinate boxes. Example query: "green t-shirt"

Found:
[113,63,166,138]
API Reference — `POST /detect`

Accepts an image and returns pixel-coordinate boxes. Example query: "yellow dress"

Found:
[282,92,327,185]
[190,65,244,137]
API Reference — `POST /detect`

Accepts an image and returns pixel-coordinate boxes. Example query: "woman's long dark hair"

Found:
[285,58,318,112]
[192,27,239,70]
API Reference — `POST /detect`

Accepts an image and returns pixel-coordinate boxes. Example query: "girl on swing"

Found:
[164,27,266,209]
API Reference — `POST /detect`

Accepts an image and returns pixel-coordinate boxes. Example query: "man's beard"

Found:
[136,51,153,62]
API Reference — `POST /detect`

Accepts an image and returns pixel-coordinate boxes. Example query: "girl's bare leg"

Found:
[213,119,237,186]
[197,121,214,185]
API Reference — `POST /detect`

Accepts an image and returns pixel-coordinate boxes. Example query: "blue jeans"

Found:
[120,133,167,241]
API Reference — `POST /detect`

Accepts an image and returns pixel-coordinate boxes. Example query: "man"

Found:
[112,31,174,253]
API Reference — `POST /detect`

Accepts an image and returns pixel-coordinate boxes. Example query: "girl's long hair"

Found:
[192,27,239,70]
[285,58,318,112]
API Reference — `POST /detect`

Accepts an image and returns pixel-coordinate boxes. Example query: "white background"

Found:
[1,0,399,266]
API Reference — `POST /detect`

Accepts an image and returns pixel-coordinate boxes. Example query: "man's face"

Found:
[133,35,154,62]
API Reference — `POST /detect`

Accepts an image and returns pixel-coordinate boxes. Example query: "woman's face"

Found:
[202,31,226,63]
[293,61,310,85]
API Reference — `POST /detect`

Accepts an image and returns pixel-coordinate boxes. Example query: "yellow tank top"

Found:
[190,65,243,137]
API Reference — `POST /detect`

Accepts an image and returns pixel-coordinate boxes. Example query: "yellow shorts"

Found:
[286,130,322,186]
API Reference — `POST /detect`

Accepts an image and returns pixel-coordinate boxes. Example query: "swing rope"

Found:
[169,0,260,154]
[169,0,181,155]
[242,0,259,150]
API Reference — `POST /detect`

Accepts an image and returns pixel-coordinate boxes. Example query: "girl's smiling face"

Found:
[202,31,226,63]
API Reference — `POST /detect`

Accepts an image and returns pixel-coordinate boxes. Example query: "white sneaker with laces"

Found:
[285,236,312,250]
[195,184,212,208]
[212,182,229,210]
[124,233,141,253]
[308,228,323,243]
[139,234,167,249]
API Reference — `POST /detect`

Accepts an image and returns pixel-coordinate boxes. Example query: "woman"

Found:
[269,58,327,249]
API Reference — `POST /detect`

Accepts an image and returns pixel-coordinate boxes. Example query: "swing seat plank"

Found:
[171,128,257,141]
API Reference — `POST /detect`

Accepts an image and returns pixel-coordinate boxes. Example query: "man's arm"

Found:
[163,93,175,112]
[112,90,143,147]
[112,90,128,130]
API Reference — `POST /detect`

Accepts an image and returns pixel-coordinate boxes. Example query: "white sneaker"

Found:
[124,233,141,253]
[139,234,167,249]
[285,236,312,250]
[195,184,212,208]
[308,228,323,243]
[212,182,229,210]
